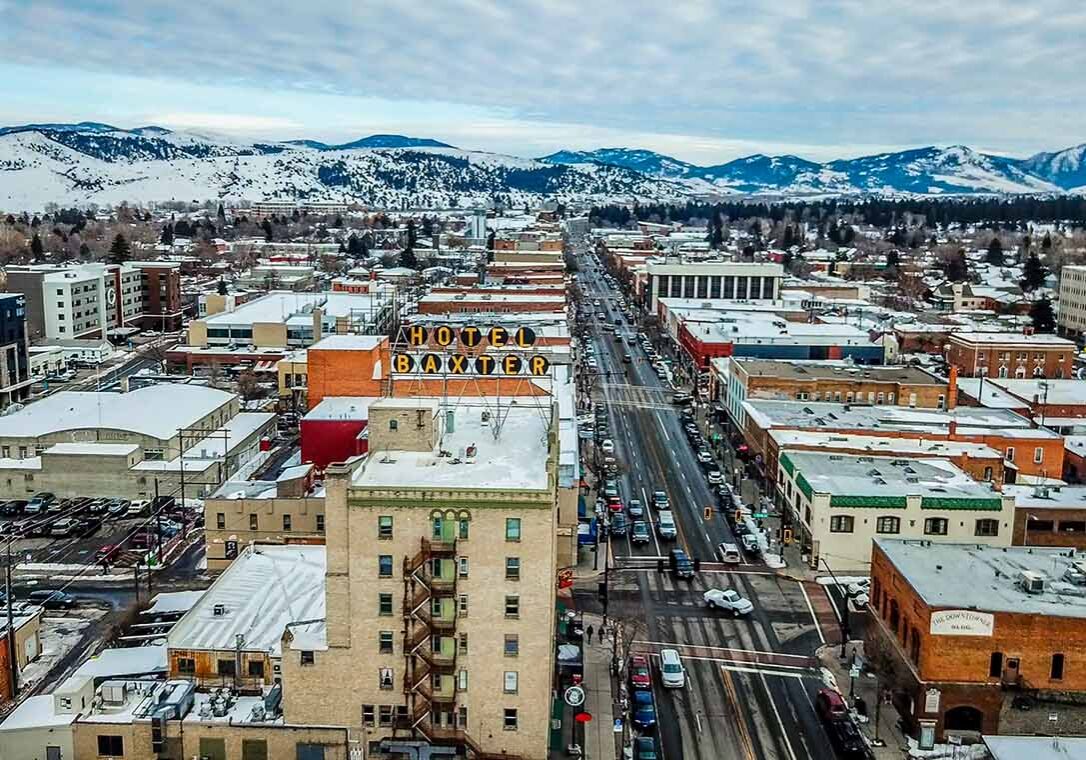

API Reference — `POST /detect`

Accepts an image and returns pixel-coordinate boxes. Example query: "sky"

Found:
[0,0,1084,165]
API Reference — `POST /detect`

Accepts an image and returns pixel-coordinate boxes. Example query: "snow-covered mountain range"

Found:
[0,122,1084,209]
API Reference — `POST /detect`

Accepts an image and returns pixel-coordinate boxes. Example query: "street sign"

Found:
[564,686,586,707]
[613,718,623,733]
[752,512,769,519]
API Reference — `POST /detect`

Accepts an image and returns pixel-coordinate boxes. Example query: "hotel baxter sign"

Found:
[393,325,551,377]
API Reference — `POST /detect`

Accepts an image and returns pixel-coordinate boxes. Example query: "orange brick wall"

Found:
[947,341,1073,378]
[306,343,390,410]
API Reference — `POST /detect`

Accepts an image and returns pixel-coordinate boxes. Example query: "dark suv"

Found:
[669,548,694,579]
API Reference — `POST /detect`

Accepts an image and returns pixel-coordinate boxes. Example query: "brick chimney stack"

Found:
[947,365,958,410]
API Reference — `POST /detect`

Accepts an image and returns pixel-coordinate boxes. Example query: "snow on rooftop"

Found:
[146,590,206,615]
[45,442,140,456]
[203,290,390,327]
[167,545,325,656]
[353,401,552,491]
[304,396,377,421]
[0,384,235,442]
[0,695,75,731]
[876,539,1086,619]
[950,331,1074,346]
[771,430,1000,458]
[68,645,168,682]
[784,452,995,499]
[309,334,385,351]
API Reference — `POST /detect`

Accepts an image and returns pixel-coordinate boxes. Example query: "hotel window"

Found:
[378,631,394,654]
[300,650,315,665]
[458,557,469,578]
[362,705,375,726]
[378,593,393,616]
[459,632,469,654]
[378,515,393,539]
[829,516,854,533]
[458,519,470,540]
[505,517,521,541]
[506,557,521,581]
[282,514,291,531]
[504,671,519,694]
[1005,447,1015,462]
[378,705,393,726]
[459,594,469,616]
[505,595,520,618]
[249,513,258,531]
[1034,447,1044,464]
[1052,653,1065,680]
[503,708,519,731]
[316,514,325,533]
[504,634,519,656]
[97,737,124,757]
[378,555,393,577]
[216,513,225,529]
[975,519,999,537]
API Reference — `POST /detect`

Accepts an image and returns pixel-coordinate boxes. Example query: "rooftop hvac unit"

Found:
[1020,570,1047,595]
[213,604,227,616]
[1064,565,1086,586]
[101,683,128,705]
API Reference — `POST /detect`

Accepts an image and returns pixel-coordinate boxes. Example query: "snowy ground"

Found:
[18,610,104,693]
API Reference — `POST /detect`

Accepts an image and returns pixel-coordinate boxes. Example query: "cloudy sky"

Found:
[1,0,1083,164]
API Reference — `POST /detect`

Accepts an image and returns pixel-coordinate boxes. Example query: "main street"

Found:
[576,249,839,760]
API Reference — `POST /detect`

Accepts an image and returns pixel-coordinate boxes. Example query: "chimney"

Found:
[946,365,958,410]
[948,420,958,438]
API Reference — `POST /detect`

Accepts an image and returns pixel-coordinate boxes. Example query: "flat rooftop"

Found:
[782,452,997,500]
[950,331,1074,347]
[419,293,566,303]
[771,430,1001,459]
[1003,484,1086,510]
[875,538,1086,619]
[167,545,325,656]
[353,399,552,491]
[743,399,1057,439]
[0,384,235,441]
[203,290,391,327]
[309,334,385,351]
[684,314,871,346]
[736,359,941,385]
[976,378,1086,407]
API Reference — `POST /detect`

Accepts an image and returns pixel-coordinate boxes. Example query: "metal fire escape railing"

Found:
[398,537,520,760]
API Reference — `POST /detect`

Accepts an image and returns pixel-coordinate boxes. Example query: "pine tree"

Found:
[985,237,1004,266]
[217,203,226,223]
[1020,251,1048,292]
[347,234,365,257]
[160,223,174,246]
[30,233,44,262]
[885,249,900,273]
[400,247,418,270]
[79,242,90,258]
[261,219,274,243]
[945,249,969,282]
[1042,231,1053,251]
[217,279,228,295]
[109,233,130,265]
[1030,295,1056,333]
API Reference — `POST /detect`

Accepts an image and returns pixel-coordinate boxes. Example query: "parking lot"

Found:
[1,494,201,573]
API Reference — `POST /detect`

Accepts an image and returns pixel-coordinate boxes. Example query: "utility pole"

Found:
[820,557,851,659]
[154,479,163,564]
[5,537,18,698]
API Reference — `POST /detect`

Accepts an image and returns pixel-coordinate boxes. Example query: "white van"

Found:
[717,542,742,565]
[657,511,676,539]
[660,648,685,688]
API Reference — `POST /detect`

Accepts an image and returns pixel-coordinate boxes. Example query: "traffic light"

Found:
[734,509,743,523]
[703,506,713,521]
[783,528,793,545]
[597,581,608,601]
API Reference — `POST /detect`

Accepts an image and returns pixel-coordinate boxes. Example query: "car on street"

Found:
[627,498,644,519]
[24,492,55,515]
[95,544,121,563]
[825,715,873,759]
[27,590,76,609]
[707,470,723,485]
[106,499,131,518]
[603,480,619,498]
[657,510,676,539]
[683,423,699,437]
[601,439,615,454]
[634,736,659,760]
[622,354,632,364]
[704,588,754,616]
[629,654,651,689]
[126,500,150,517]
[0,499,27,516]
[669,548,694,579]
[659,648,685,688]
[631,520,650,545]
[631,689,656,729]
[696,450,713,466]
[610,512,629,536]
[652,490,669,509]
[607,497,624,513]
[740,533,760,554]
[672,391,692,404]
[717,542,742,564]
[846,579,870,599]
[815,688,849,722]
[717,483,734,499]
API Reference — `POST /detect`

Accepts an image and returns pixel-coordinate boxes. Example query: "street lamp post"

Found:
[819,557,851,659]
[4,535,18,698]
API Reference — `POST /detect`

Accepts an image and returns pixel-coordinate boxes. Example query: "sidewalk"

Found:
[818,643,910,759]
[581,612,619,760]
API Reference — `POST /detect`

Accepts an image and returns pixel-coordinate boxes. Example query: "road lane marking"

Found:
[798,580,826,646]
[720,668,757,760]
[759,672,800,760]
[633,641,813,662]
[724,664,807,679]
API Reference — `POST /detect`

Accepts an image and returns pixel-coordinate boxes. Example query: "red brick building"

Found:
[868,539,1086,741]
[946,332,1075,379]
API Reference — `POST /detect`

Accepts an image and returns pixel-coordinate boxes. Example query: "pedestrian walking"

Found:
[585,624,594,644]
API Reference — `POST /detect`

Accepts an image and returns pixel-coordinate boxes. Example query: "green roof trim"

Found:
[796,472,813,500]
[829,495,908,509]
[921,496,1003,511]
[780,453,795,476]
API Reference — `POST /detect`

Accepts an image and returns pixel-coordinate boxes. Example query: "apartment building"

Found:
[0,293,31,407]
[282,397,558,760]
[778,451,1014,570]
[946,332,1075,379]
[868,540,1086,741]
[1058,264,1086,337]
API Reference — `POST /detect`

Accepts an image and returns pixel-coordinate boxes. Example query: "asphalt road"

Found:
[577,251,838,760]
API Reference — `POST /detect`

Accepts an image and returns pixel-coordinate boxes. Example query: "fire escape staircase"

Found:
[398,538,519,760]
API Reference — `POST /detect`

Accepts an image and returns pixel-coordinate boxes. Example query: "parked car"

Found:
[631,520,651,545]
[27,590,76,609]
[86,498,111,515]
[814,688,849,722]
[629,654,652,689]
[825,714,873,759]
[672,392,692,404]
[631,689,656,730]
[106,499,131,518]
[0,499,27,516]
[696,450,713,466]
[150,495,177,513]
[126,500,150,518]
[95,544,121,563]
[704,588,754,616]
[610,512,629,537]
[607,498,624,514]
[707,470,723,485]
[659,649,685,688]
[846,579,871,599]
[601,439,615,455]
[128,531,157,550]
[78,516,104,536]
[669,548,694,579]
[740,533,760,554]
[50,518,81,537]
[627,499,644,519]
[603,480,619,499]
[634,737,659,760]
